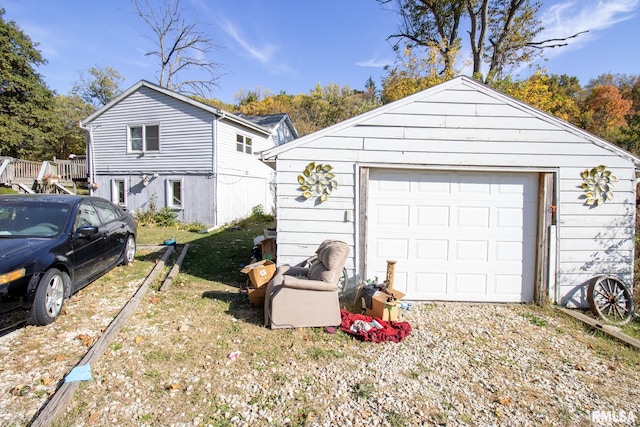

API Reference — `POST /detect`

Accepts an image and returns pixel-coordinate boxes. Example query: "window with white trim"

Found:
[111,179,127,206]
[166,179,183,208]
[129,124,159,152]
[236,134,252,154]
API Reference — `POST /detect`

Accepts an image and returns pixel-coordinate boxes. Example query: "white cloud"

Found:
[539,0,640,53]
[219,19,276,64]
[356,56,394,68]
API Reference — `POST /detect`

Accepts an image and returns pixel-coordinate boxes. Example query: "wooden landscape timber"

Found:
[556,307,640,352]
[30,245,176,427]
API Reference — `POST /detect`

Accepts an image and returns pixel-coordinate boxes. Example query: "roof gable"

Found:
[261,76,640,166]
[80,80,271,136]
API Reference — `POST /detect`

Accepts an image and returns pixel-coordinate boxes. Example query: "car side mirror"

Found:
[75,225,99,237]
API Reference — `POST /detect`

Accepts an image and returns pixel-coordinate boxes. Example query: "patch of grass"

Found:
[523,311,548,327]
[351,378,374,400]
[386,409,411,427]
[306,346,345,360]
[621,318,640,340]
[144,350,170,363]
[0,187,17,194]
[144,369,163,379]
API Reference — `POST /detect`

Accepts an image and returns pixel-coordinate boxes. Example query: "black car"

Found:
[0,195,137,331]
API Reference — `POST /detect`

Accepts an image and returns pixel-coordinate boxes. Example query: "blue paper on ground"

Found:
[64,364,93,382]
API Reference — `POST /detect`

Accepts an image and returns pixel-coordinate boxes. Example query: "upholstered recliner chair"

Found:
[264,240,349,329]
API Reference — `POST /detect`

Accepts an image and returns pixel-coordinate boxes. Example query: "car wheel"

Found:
[32,268,66,326]
[121,234,136,265]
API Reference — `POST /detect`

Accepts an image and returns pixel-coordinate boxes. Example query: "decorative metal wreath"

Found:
[297,162,337,203]
[581,165,617,206]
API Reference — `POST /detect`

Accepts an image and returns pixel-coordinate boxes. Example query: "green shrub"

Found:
[184,221,208,232]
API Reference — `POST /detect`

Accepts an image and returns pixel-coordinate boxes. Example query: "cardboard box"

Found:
[260,238,277,261]
[365,288,406,322]
[240,259,276,288]
[248,286,266,306]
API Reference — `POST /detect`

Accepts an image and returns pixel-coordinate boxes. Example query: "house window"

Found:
[111,179,127,206]
[167,179,183,208]
[236,134,252,154]
[129,124,159,152]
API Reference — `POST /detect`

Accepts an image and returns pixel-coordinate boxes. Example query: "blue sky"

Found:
[3,0,639,104]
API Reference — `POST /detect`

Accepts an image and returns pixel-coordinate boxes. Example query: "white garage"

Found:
[366,169,538,302]
[261,76,640,307]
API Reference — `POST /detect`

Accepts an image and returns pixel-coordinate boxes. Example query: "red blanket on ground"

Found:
[339,310,412,343]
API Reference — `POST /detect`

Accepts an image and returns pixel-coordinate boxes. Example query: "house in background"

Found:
[261,76,640,308]
[80,80,298,228]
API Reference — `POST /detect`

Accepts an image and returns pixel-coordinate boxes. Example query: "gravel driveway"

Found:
[2,278,640,426]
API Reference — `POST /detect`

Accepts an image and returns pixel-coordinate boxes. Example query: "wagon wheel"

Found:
[587,275,635,325]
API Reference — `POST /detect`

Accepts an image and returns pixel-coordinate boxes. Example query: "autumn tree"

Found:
[231,81,381,136]
[0,8,56,159]
[133,0,223,96]
[578,73,640,153]
[495,72,580,123]
[381,46,448,102]
[580,84,632,142]
[71,65,125,108]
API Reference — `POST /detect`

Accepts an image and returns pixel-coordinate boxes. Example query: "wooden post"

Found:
[385,260,397,290]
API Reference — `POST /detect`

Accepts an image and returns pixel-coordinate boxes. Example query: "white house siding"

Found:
[268,77,638,306]
[215,120,276,222]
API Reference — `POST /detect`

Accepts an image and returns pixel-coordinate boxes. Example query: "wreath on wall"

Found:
[297,162,338,203]
[581,165,617,206]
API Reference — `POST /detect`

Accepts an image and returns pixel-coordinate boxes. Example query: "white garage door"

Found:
[366,169,538,302]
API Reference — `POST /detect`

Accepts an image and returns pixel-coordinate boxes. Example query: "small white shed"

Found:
[261,76,640,307]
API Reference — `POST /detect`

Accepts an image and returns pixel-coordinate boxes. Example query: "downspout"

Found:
[79,122,97,196]
[212,110,226,228]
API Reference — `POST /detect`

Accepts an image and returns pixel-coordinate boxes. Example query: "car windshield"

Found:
[0,201,71,238]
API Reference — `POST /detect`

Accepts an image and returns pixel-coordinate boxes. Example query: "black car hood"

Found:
[0,238,52,261]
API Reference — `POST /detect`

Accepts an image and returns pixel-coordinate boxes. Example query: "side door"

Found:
[71,200,109,284]
[91,198,127,266]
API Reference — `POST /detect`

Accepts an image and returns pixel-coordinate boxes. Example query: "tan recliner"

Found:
[264,240,349,329]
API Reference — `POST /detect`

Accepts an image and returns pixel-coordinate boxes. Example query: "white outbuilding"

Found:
[261,76,639,307]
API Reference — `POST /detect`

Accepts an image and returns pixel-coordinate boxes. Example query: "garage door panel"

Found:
[494,275,528,296]
[374,238,409,259]
[416,173,451,193]
[377,204,410,225]
[456,241,489,261]
[497,207,524,228]
[416,239,449,260]
[496,241,523,261]
[414,272,448,295]
[367,169,538,302]
[375,172,411,193]
[456,206,490,227]
[417,205,450,226]
[454,274,488,294]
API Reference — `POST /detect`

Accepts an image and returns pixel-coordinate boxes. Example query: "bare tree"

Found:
[132,0,223,96]
[381,0,587,83]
